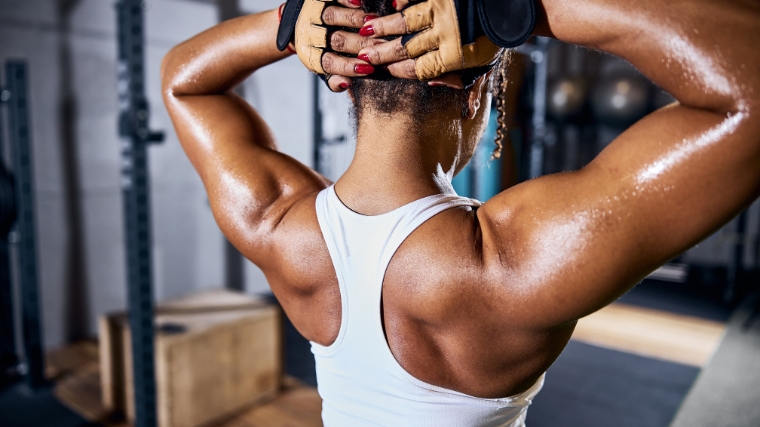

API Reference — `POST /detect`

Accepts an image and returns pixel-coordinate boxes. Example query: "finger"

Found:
[428,72,464,89]
[359,12,407,38]
[322,5,376,28]
[334,0,363,9]
[330,30,386,55]
[327,75,352,93]
[387,59,418,79]
[358,37,409,65]
[322,52,376,77]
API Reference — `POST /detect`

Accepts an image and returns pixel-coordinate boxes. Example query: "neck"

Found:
[335,111,466,215]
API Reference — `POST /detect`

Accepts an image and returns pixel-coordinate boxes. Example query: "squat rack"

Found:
[0,61,46,391]
[116,1,163,426]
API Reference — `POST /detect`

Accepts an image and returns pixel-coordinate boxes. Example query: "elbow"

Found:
[160,47,181,98]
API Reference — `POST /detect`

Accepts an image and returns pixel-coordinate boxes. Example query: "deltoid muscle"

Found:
[277,0,536,80]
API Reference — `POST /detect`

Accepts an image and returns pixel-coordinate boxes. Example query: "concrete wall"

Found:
[0,0,314,347]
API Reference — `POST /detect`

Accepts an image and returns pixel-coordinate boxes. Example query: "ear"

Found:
[465,73,489,119]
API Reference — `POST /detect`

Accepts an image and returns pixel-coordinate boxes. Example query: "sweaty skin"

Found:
[162,0,760,399]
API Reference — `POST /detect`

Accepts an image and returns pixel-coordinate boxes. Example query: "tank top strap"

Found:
[312,185,544,426]
[314,185,481,357]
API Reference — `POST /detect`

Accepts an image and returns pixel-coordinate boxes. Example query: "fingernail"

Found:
[392,0,397,9]
[364,14,378,23]
[339,82,350,89]
[359,25,375,37]
[358,53,371,63]
[428,82,445,87]
[355,64,375,75]
[350,0,361,6]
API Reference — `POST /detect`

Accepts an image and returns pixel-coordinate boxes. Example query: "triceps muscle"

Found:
[480,103,760,328]
[164,92,329,263]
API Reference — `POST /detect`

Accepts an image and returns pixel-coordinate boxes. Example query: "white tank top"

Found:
[312,185,544,427]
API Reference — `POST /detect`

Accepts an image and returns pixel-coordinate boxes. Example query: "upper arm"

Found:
[479,102,760,328]
[163,90,328,266]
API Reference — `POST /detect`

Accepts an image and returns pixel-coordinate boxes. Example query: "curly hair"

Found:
[490,50,512,160]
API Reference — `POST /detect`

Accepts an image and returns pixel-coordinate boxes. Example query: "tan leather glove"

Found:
[278,0,331,74]
[399,0,504,80]
[394,0,535,80]
[278,0,378,90]
[278,0,534,82]
[293,0,332,74]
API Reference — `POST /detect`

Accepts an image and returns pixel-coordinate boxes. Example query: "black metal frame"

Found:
[1,61,46,390]
[313,75,324,174]
[0,76,18,384]
[116,1,163,426]
[0,216,15,383]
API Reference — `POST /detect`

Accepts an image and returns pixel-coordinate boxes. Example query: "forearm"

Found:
[161,9,288,96]
[534,0,759,115]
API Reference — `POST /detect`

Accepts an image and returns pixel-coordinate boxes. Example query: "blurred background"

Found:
[0,1,758,427]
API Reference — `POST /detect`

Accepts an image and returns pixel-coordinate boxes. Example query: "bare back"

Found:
[268,191,571,398]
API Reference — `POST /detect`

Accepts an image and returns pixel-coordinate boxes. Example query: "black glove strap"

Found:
[320,73,337,92]
[460,64,496,88]
[277,0,305,51]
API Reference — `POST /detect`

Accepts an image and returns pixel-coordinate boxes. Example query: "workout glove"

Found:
[277,0,535,81]
[399,0,534,80]
[277,0,333,78]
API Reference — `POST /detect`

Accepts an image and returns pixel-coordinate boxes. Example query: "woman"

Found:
[161,0,760,425]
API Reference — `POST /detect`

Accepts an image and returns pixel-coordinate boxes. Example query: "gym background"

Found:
[0,1,758,427]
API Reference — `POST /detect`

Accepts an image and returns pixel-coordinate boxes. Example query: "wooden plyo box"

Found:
[99,289,282,427]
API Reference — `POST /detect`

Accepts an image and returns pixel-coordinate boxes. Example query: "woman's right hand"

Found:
[278,0,387,92]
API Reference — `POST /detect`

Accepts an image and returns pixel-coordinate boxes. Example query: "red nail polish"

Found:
[429,82,445,87]
[355,64,375,75]
[339,82,350,89]
[364,15,378,23]
[358,53,371,63]
[349,0,361,6]
[392,0,397,9]
[359,25,375,37]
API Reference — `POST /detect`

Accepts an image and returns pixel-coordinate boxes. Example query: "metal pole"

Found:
[116,1,163,425]
[529,37,550,179]
[5,61,45,390]
[0,238,15,380]
[0,85,18,381]
[313,74,325,174]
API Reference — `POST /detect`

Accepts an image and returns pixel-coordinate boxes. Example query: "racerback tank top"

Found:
[312,184,544,427]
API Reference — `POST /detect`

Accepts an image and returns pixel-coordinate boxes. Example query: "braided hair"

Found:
[490,50,512,160]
